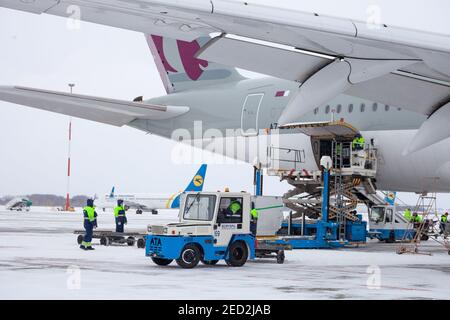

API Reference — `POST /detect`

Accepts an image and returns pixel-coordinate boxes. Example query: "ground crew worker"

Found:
[80,198,97,250]
[440,212,448,235]
[352,134,365,150]
[227,199,242,216]
[250,204,259,236]
[114,199,127,233]
[412,212,423,223]
[404,208,412,222]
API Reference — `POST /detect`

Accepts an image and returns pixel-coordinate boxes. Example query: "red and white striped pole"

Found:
[65,83,75,211]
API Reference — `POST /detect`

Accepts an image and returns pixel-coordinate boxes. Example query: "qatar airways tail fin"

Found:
[146,35,244,93]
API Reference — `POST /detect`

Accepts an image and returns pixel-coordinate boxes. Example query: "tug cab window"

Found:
[217,197,243,224]
[370,206,385,224]
[183,194,216,221]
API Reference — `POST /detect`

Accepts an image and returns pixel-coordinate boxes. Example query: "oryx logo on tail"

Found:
[146,35,243,93]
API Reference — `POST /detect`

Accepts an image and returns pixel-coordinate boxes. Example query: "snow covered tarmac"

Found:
[1,207,449,300]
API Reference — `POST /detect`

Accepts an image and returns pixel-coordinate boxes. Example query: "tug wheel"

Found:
[137,238,145,249]
[225,241,248,267]
[77,235,83,245]
[176,244,201,269]
[151,257,173,266]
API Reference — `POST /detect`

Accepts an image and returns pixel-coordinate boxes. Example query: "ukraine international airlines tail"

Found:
[95,164,207,214]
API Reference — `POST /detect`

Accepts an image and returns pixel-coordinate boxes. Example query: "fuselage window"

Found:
[348,104,353,113]
[325,105,330,114]
[360,103,365,112]
[397,107,402,111]
[385,105,390,111]
[372,103,378,112]
[314,107,319,115]
[336,104,342,113]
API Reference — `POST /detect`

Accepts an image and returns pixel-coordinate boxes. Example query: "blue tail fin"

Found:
[385,191,397,205]
[184,164,207,192]
[109,186,115,198]
[168,164,207,209]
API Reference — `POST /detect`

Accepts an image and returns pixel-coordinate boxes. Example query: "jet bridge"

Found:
[266,120,379,241]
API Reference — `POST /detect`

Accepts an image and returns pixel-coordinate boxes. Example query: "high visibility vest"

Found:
[250,209,259,219]
[336,144,342,155]
[229,201,241,214]
[442,215,448,223]
[352,137,365,149]
[114,205,125,218]
[404,209,412,221]
[83,206,96,222]
[414,215,423,223]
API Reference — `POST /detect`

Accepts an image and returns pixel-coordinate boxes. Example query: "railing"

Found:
[267,146,306,172]
[333,141,378,174]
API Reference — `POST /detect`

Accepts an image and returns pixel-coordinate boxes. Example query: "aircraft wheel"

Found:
[225,241,248,267]
[77,235,83,245]
[152,210,158,215]
[136,209,143,215]
[176,244,201,269]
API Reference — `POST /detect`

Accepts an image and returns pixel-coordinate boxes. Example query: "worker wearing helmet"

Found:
[412,212,423,226]
[440,212,448,235]
[352,134,365,151]
[80,198,97,250]
[114,199,127,233]
[250,203,259,236]
[404,208,412,222]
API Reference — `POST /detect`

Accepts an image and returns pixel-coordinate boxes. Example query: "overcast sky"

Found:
[1,0,450,208]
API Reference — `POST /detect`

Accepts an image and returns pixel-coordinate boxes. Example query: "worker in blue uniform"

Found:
[80,198,97,250]
[114,199,127,233]
[440,211,448,235]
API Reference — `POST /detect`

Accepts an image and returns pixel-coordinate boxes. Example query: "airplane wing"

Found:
[1,0,449,151]
[0,86,189,126]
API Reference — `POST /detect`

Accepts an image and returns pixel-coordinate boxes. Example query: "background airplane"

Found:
[95,164,207,214]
